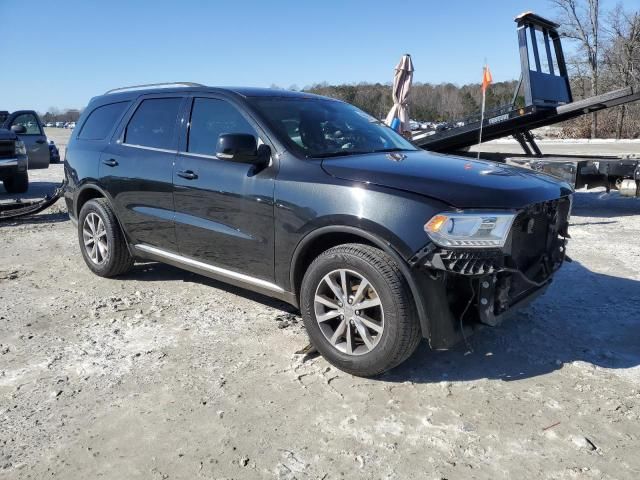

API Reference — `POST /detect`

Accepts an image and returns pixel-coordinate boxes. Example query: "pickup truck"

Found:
[0,110,51,170]
[0,126,29,193]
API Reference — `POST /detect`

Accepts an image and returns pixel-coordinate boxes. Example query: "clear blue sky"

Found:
[1,0,637,112]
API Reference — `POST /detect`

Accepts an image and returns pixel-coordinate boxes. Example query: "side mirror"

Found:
[11,124,27,135]
[216,134,268,165]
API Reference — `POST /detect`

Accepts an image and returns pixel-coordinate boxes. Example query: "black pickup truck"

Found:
[0,121,29,193]
[0,109,53,194]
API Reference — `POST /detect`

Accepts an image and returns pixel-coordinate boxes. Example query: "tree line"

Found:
[40,107,81,124]
[305,81,522,124]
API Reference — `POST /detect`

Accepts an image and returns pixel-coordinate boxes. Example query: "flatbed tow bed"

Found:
[413,86,639,154]
[413,12,640,197]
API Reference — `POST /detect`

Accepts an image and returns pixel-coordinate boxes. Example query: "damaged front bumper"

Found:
[408,197,571,348]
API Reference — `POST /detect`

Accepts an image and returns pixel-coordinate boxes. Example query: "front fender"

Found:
[275,177,449,284]
[288,223,436,341]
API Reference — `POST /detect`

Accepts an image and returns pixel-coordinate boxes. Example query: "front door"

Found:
[7,111,49,169]
[100,96,185,251]
[173,96,276,282]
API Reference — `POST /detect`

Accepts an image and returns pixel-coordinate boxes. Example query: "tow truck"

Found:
[412,12,640,198]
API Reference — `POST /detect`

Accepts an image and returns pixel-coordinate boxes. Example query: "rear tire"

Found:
[3,172,28,194]
[78,198,134,277]
[300,243,421,377]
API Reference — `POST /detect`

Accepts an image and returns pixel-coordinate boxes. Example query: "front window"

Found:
[10,113,42,135]
[249,97,417,158]
[187,98,257,156]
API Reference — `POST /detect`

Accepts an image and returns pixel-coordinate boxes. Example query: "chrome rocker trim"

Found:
[134,244,285,293]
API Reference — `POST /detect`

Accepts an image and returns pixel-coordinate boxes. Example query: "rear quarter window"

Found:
[78,102,130,140]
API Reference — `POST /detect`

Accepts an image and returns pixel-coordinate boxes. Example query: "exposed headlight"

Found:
[424,211,516,248]
[15,140,27,156]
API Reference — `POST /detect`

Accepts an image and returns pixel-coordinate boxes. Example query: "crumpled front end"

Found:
[409,197,571,347]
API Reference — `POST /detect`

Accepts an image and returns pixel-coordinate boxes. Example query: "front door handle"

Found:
[177,170,198,180]
[36,139,46,144]
[102,158,118,167]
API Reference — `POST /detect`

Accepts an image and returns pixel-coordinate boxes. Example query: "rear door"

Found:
[173,96,276,281]
[100,95,186,250]
[7,111,49,169]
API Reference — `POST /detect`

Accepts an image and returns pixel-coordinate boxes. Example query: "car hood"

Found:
[0,128,16,141]
[321,150,573,209]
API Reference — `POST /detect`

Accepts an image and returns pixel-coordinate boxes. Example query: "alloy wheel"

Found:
[82,212,108,265]
[313,268,384,355]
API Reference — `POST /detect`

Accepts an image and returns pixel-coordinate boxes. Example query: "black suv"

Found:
[64,84,572,377]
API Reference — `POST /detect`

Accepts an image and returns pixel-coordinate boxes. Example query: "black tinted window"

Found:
[188,98,256,156]
[249,98,416,158]
[78,102,129,140]
[125,98,182,149]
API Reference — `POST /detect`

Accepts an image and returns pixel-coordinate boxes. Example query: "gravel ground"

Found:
[1,134,639,479]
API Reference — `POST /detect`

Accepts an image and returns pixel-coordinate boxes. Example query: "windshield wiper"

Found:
[370,147,414,153]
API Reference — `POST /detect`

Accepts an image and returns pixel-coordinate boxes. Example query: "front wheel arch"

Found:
[290,226,431,340]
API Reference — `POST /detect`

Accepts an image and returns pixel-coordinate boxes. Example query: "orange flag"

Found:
[482,65,493,93]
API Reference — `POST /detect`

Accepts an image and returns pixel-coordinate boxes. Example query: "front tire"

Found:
[300,244,421,377]
[3,171,29,194]
[78,198,134,277]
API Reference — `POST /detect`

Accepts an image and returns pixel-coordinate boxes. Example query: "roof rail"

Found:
[104,82,205,95]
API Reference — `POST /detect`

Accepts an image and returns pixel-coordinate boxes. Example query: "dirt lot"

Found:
[1,131,640,479]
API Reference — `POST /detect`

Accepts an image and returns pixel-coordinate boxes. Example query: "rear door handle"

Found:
[36,139,46,144]
[102,158,118,167]
[177,170,198,180]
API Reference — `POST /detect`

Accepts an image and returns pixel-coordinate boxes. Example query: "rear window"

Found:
[124,98,182,150]
[78,102,129,140]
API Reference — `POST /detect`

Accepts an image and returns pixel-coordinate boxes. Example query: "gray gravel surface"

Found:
[1,135,639,479]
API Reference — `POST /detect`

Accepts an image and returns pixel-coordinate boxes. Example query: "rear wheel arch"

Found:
[290,226,430,339]
[75,185,132,251]
[77,198,134,277]
[75,185,108,218]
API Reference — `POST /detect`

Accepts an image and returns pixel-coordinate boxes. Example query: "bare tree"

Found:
[603,4,640,138]
[550,0,601,137]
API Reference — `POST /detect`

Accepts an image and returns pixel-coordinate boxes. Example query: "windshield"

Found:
[248,97,417,158]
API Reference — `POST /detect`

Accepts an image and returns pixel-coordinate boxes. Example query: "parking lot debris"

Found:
[542,421,561,431]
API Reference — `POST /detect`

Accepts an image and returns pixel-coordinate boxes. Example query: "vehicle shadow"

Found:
[0,210,69,227]
[119,262,297,313]
[383,260,640,384]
